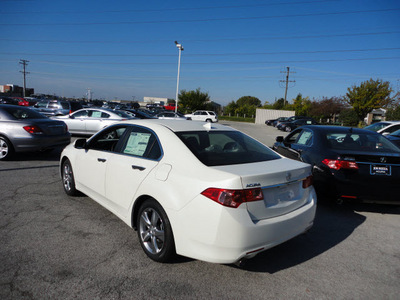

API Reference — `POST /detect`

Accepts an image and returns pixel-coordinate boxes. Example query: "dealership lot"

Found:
[1,121,399,299]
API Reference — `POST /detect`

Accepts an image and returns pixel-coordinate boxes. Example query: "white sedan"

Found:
[53,108,133,135]
[60,120,316,264]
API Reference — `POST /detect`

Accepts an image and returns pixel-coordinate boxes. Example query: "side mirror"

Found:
[74,138,87,149]
[276,136,284,143]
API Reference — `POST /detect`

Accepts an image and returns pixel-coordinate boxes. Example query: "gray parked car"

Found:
[34,100,83,116]
[52,108,134,135]
[0,104,71,160]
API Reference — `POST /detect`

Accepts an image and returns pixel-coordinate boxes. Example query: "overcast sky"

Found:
[0,0,399,105]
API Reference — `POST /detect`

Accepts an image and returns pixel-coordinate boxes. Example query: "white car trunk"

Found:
[215,158,312,220]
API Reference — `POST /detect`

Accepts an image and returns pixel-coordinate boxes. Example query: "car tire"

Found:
[285,126,292,132]
[62,159,79,196]
[0,136,14,160]
[137,199,176,263]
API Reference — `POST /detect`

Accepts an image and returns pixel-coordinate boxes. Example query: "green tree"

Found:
[346,78,393,122]
[272,98,285,110]
[309,97,346,122]
[386,106,400,120]
[178,88,210,113]
[224,100,238,116]
[293,93,311,116]
[236,96,261,107]
[338,108,359,126]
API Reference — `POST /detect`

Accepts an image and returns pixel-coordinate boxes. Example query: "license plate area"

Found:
[370,165,391,176]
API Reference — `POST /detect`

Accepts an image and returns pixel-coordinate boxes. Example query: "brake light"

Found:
[302,175,313,188]
[23,125,43,134]
[322,159,358,170]
[201,188,264,208]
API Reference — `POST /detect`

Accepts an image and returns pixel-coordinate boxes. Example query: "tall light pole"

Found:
[174,41,183,113]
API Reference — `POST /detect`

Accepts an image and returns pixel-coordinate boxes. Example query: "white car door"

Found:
[105,126,161,219]
[74,125,130,207]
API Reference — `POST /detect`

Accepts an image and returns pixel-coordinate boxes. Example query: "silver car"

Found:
[0,104,71,160]
[53,108,134,135]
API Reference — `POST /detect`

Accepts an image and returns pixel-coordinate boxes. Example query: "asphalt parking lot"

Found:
[1,121,399,299]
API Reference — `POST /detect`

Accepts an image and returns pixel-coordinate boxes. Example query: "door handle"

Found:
[132,165,145,171]
[97,158,106,162]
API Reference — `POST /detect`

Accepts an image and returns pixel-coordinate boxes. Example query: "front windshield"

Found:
[176,130,280,166]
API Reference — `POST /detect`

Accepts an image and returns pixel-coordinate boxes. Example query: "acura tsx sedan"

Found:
[60,120,316,264]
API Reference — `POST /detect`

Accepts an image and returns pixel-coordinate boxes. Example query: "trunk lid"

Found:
[215,158,312,220]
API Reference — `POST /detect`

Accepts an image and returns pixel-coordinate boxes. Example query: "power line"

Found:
[1,1,339,15]
[1,47,398,58]
[1,8,399,26]
[1,30,398,44]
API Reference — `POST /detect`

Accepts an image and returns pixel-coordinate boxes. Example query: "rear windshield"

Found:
[364,122,390,132]
[326,132,400,152]
[176,130,280,166]
[2,106,47,120]
[113,110,132,118]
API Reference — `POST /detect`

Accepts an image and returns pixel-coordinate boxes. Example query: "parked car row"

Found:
[265,116,318,132]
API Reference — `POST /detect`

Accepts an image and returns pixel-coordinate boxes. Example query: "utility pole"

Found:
[279,67,295,106]
[19,59,30,97]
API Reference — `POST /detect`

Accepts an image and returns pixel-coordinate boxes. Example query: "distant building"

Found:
[143,97,171,106]
[365,108,386,125]
[0,84,34,97]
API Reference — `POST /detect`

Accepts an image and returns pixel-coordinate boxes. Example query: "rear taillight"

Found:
[322,159,358,170]
[23,125,43,134]
[201,188,264,208]
[302,175,313,188]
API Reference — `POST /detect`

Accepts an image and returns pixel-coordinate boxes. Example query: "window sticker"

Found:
[91,111,102,118]
[124,132,151,156]
[297,131,312,145]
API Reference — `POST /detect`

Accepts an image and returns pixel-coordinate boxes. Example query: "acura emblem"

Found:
[380,157,387,163]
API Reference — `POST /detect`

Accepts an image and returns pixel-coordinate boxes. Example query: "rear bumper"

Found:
[170,188,317,264]
[315,171,400,203]
[12,134,71,152]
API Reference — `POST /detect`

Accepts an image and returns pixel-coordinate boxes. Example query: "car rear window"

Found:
[326,132,400,152]
[176,130,280,166]
[2,106,47,120]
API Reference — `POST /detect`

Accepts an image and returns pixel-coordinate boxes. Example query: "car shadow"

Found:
[8,146,64,162]
[238,203,366,273]
[344,202,400,215]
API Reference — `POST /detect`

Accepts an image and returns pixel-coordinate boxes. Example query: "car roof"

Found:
[300,125,380,135]
[115,119,235,132]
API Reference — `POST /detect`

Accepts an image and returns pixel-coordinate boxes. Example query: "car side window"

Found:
[120,127,161,160]
[72,110,88,118]
[285,131,302,144]
[296,130,313,146]
[89,126,129,152]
